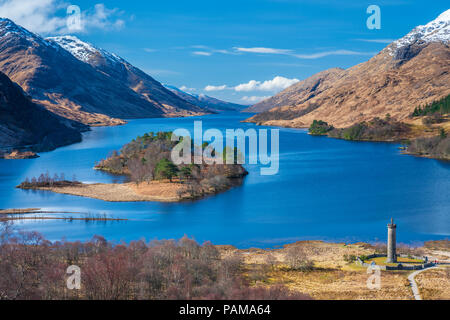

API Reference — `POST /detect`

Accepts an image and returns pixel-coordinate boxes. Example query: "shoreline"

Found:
[19,182,184,202]
[0,208,127,222]
[0,216,127,222]
[246,118,450,161]
[16,178,245,203]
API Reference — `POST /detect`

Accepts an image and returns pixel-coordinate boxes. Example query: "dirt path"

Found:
[408,267,438,300]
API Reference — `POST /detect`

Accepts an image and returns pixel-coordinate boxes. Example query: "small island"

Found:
[17,132,248,202]
[2,150,39,159]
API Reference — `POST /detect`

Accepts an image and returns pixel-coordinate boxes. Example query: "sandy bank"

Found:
[28,181,185,202]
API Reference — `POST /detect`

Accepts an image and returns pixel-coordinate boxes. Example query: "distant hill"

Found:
[245,10,450,128]
[164,85,247,112]
[48,36,207,118]
[0,71,84,154]
[0,19,207,127]
[242,68,343,114]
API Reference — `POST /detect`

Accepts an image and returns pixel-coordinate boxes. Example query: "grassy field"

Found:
[218,241,450,300]
[364,257,424,266]
[415,267,450,300]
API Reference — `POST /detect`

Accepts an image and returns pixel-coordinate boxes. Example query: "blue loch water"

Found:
[0,113,449,248]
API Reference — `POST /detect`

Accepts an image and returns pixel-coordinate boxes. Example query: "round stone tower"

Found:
[387,218,397,263]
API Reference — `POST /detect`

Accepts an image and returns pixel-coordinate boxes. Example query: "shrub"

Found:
[407,135,450,160]
[309,120,334,135]
[154,159,179,182]
[285,247,314,271]
[343,254,357,263]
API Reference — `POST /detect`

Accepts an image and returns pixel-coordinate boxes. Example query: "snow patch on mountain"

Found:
[0,18,58,49]
[47,35,124,64]
[388,9,450,56]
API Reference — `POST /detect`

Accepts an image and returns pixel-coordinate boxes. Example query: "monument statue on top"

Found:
[387,218,397,263]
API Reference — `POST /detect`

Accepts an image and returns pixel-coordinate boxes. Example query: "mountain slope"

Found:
[243,68,345,113]
[164,85,246,112]
[47,36,206,117]
[0,71,83,154]
[246,10,450,128]
[0,19,206,127]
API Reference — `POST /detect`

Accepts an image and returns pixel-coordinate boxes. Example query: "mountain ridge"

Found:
[0,19,208,127]
[245,10,450,128]
[48,36,208,117]
[164,85,247,112]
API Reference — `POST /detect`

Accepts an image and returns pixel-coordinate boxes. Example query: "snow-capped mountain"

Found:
[246,9,450,128]
[0,18,55,48]
[48,35,207,117]
[47,35,124,64]
[164,85,246,112]
[0,19,209,126]
[387,9,450,56]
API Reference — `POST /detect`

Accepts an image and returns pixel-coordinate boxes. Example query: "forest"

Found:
[411,94,450,117]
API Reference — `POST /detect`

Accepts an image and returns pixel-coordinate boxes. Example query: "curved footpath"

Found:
[408,266,439,300]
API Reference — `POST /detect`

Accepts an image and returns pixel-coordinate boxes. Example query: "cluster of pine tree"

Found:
[412,94,450,117]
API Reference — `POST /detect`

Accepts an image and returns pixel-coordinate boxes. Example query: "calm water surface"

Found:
[1,113,449,247]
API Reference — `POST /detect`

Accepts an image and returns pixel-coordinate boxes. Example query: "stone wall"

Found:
[356,254,434,271]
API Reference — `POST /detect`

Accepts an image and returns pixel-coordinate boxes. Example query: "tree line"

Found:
[412,94,450,117]
[0,222,310,300]
[17,171,80,189]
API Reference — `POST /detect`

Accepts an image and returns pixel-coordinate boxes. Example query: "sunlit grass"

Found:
[365,256,423,266]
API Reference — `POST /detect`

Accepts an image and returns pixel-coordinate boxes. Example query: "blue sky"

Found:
[0,0,449,104]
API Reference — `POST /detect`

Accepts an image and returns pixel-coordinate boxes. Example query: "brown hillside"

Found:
[246,42,450,128]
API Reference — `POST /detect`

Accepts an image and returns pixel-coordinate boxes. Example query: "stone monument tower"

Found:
[387,218,397,263]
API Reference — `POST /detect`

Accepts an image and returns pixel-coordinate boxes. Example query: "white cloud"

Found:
[204,85,228,92]
[234,47,293,54]
[192,51,212,56]
[86,4,125,31]
[234,76,299,92]
[234,80,261,92]
[292,50,374,59]
[235,46,374,60]
[180,85,196,92]
[204,76,299,94]
[188,45,236,56]
[241,96,271,103]
[0,0,125,35]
